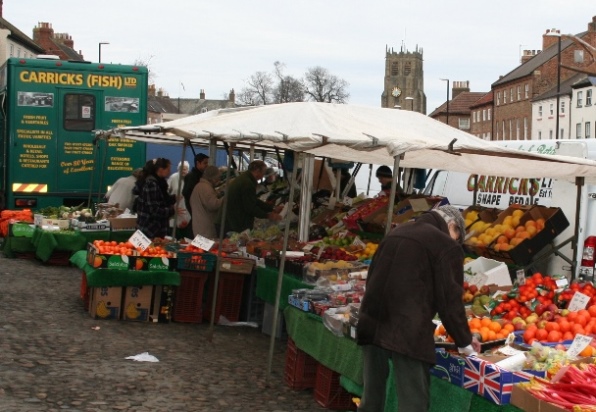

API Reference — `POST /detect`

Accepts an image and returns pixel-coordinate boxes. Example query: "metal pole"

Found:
[555,36,561,140]
[98,42,109,63]
[446,80,450,125]
[572,176,584,279]
[298,153,314,242]
[266,153,300,383]
[385,155,402,235]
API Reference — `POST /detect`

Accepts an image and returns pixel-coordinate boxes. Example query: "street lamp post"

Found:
[98,42,110,63]
[405,96,414,111]
[546,30,562,139]
[440,78,450,125]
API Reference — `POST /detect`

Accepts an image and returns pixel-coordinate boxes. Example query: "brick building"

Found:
[429,81,484,131]
[469,91,494,140]
[32,22,84,61]
[492,16,596,140]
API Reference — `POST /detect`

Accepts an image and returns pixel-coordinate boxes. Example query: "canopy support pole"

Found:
[298,153,315,242]
[207,143,235,342]
[366,164,373,197]
[208,137,217,160]
[171,140,188,239]
[385,155,402,235]
[266,152,300,384]
[572,176,584,279]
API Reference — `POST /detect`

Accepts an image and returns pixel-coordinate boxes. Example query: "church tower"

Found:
[381,43,426,114]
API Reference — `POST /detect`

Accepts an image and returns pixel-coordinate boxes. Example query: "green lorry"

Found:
[0,57,148,210]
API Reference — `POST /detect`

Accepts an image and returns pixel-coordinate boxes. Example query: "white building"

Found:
[0,13,44,66]
[570,76,596,139]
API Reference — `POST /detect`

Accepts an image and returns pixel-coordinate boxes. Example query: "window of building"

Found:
[577,123,582,138]
[459,118,470,129]
[524,118,528,140]
[510,88,514,102]
[587,90,592,106]
[538,106,543,117]
[488,108,491,120]
[404,62,411,76]
[525,84,529,99]
[497,92,501,106]
[561,101,565,114]
[503,90,507,104]
[550,103,554,116]
[509,120,513,140]
[549,130,553,139]
[516,119,520,140]
[517,86,521,101]
[560,127,565,139]
[577,91,583,107]
[482,109,486,121]
[538,131,542,140]
[586,122,591,139]
[64,94,95,131]
[391,62,398,76]
[10,44,14,56]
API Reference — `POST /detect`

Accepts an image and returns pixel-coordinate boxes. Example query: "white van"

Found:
[423,139,596,281]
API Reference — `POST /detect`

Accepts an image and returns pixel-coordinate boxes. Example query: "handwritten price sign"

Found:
[568,291,590,312]
[191,235,215,251]
[128,230,151,251]
[567,334,593,359]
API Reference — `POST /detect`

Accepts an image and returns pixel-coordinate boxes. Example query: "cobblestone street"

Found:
[0,255,324,411]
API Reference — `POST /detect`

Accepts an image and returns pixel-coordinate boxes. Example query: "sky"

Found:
[6,1,596,115]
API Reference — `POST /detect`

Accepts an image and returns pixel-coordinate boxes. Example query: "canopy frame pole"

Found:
[366,164,373,197]
[207,142,235,342]
[298,153,315,242]
[208,136,217,160]
[171,139,189,239]
[572,176,584,279]
[385,155,403,235]
[334,168,342,201]
[266,152,300,384]
[341,162,362,199]
[472,174,478,206]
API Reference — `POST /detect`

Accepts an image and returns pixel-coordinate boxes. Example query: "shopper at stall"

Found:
[220,160,282,233]
[104,168,143,211]
[133,158,177,239]
[168,160,189,196]
[356,205,480,412]
[190,166,224,239]
[182,153,210,212]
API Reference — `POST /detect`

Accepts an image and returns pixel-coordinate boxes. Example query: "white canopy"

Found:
[108,102,596,183]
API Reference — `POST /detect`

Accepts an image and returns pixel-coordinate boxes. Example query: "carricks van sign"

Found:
[466,175,553,207]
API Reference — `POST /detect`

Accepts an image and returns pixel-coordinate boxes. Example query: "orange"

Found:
[510,238,524,247]
[487,330,497,341]
[545,322,560,332]
[515,225,527,233]
[578,309,590,318]
[567,312,579,322]
[497,235,508,244]
[523,328,536,343]
[558,320,571,333]
[563,331,574,341]
[92,256,103,268]
[535,329,548,341]
[579,345,594,357]
[588,305,596,318]
[503,323,515,333]
[489,321,502,333]
[503,228,516,240]
[516,231,531,240]
[480,317,492,327]
[469,318,482,330]
[576,315,589,327]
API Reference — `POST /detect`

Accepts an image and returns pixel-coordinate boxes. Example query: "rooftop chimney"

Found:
[157,88,164,97]
[452,80,470,99]
[148,84,156,96]
[0,0,3,18]
[543,28,560,50]
[199,89,205,99]
[521,49,541,64]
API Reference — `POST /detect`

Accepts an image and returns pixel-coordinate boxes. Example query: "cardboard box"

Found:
[108,217,137,231]
[89,286,122,320]
[133,256,177,271]
[463,355,538,405]
[464,257,512,287]
[122,285,153,321]
[511,385,567,412]
[430,349,466,387]
[78,221,110,231]
[219,256,255,274]
[86,242,135,270]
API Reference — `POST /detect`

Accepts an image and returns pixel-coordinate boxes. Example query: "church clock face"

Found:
[391,86,402,98]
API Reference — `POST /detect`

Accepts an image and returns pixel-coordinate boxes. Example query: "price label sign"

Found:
[128,230,151,251]
[568,291,591,312]
[285,251,305,258]
[516,270,526,285]
[566,334,593,359]
[191,235,215,251]
[343,197,353,206]
[337,230,348,239]
[352,236,367,248]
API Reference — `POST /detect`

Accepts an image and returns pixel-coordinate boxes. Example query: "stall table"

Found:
[284,307,524,412]
[256,266,314,310]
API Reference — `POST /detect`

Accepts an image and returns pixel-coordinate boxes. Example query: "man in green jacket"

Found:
[222,160,282,233]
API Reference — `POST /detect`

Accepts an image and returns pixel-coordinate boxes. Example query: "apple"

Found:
[546,304,559,314]
[513,320,527,331]
[541,311,555,321]
[536,320,548,329]
[511,317,524,325]
[534,304,547,316]
[525,314,539,324]
[560,309,570,317]
[469,285,478,295]
[479,285,490,295]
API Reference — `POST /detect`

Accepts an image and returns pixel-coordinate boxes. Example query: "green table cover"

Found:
[1,236,36,257]
[70,250,180,287]
[31,228,88,261]
[284,306,523,412]
[256,267,313,310]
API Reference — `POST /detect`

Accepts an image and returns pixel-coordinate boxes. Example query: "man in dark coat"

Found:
[356,205,480,412]
[182,153,210,234]
[221,160,281,233]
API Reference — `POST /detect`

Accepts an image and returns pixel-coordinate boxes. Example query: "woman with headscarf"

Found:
[190,165,224,239]
[133,158,177,239]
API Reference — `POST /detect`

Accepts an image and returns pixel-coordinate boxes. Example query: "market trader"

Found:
[182,153,210,234]
[356,205,481,412]
[376,165,406,198]
[221,160,282,233]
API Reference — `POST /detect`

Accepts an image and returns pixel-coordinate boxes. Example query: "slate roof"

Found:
[0,17,45,53]
[429,92,485,117]
[176,98,236,115]
[571,75,596,88]
[492,32,586,87]
[54,41,84,61]
[148,95,181,114]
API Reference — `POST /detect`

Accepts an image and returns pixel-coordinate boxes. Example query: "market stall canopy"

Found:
[106,102,596,183]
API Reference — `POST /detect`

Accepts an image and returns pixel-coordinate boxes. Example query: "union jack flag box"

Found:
[463,356,536,405]
[430,349,465,387]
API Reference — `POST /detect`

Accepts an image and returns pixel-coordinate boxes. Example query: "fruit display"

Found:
[434,317,514,344]
[462,281,491,303]
[342,196,389,230]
